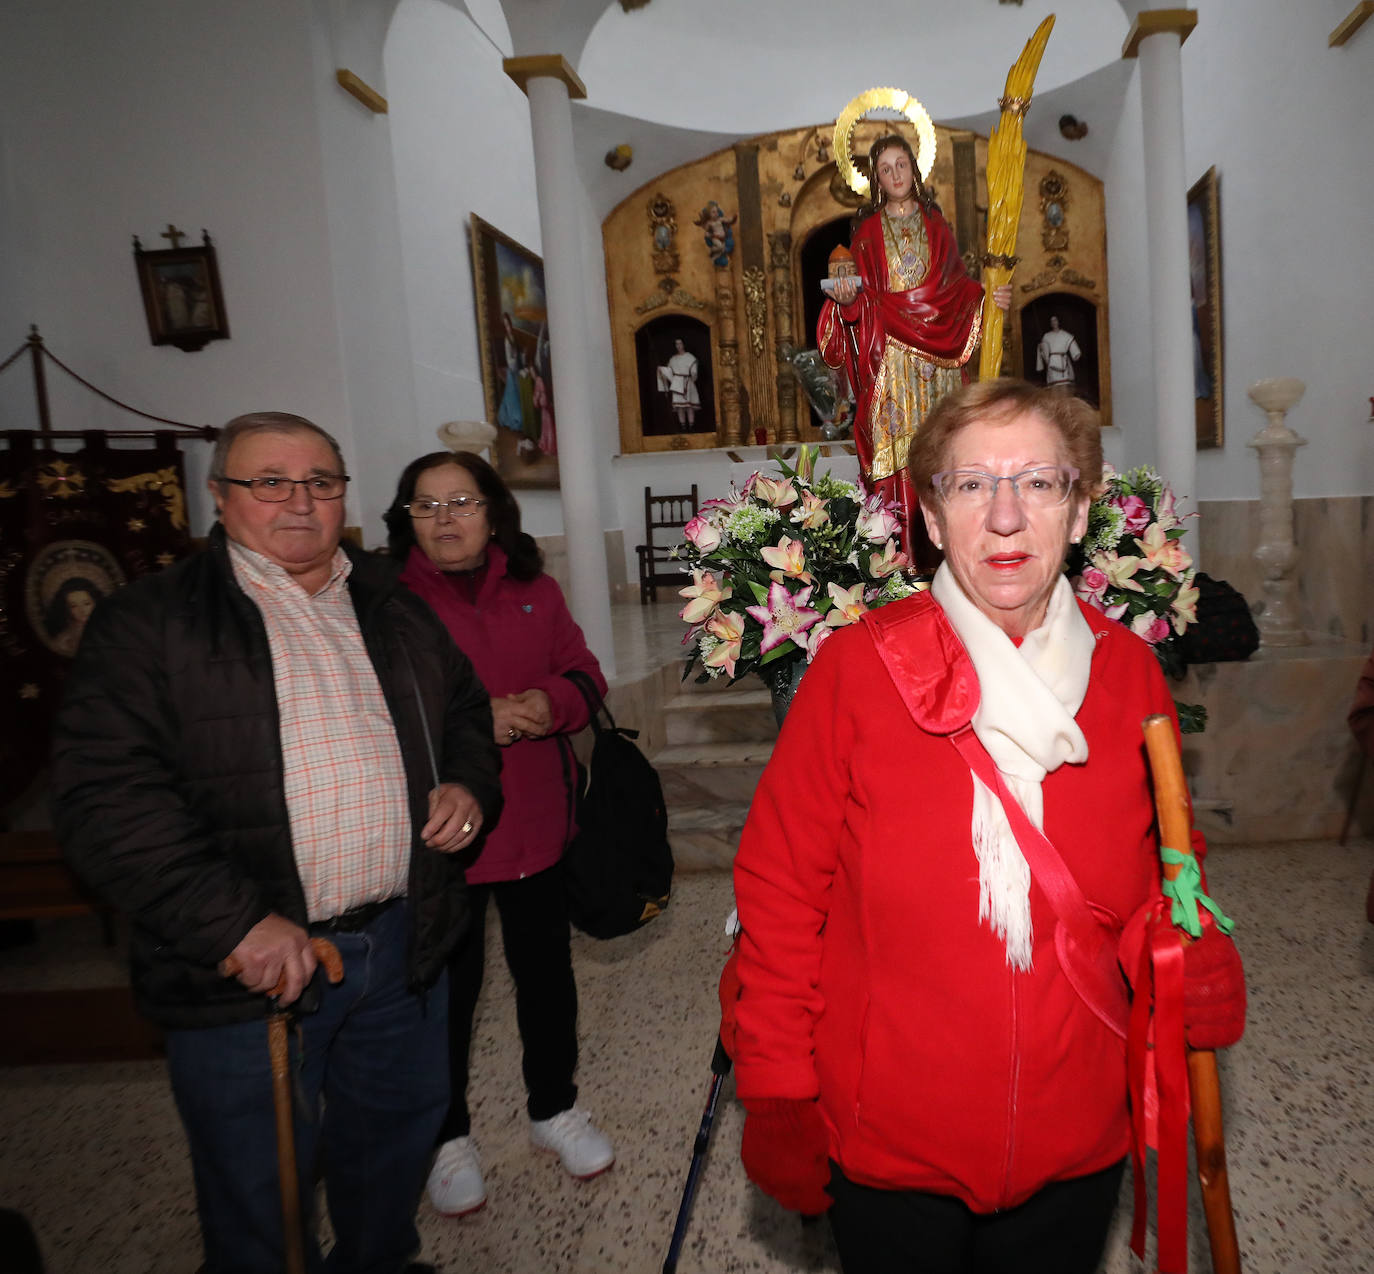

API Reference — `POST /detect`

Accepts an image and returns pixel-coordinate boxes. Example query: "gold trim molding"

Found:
[1122,9,1198,58]
[503,55,587,100]
[335,69,387,114]
[1330,2,1374,46]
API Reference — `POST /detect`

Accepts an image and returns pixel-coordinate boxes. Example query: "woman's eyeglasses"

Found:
[930,465,1079,509]
[404,497,489,518]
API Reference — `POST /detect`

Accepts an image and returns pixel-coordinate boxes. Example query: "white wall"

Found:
[0,1,353,536]
[1182,0,1374,501]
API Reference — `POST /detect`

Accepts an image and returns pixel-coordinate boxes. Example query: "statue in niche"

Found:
[818,127,1008,569]
[693,201,736,268]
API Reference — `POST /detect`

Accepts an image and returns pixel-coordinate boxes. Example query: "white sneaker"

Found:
[426,1136,487,1216]
[529,1107,615,1179]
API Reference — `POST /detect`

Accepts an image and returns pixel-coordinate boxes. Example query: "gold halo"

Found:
[833,87,937,198]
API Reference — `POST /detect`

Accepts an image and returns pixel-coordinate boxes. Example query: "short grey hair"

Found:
[210,412,347,480]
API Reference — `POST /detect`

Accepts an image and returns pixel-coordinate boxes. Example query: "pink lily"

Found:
[1091,550,1146,593]
[1134,523,1193,579]
[1171,577,1200,632]
[752,475,799,509]
[868,537,910,579]
[790,491,831,529]
[761,534,814,585]
[745,581,822,654]
[1155,484,1180,532]
[702,610,745,678]
[678,568,732,625]
[824,581,869,628]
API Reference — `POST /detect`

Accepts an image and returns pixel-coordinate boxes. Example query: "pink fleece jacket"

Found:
[400,543,607,884]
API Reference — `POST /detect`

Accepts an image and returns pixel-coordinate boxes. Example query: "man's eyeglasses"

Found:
[930,465,1079,509]
[220,475,350,502]
[403,497,489,519]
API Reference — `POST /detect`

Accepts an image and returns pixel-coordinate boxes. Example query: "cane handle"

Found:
[220,936,344,996]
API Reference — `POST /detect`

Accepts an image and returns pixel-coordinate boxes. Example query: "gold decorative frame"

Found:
[1187,167,1223,449]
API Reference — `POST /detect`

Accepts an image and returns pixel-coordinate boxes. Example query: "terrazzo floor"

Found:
[2,840,1372,1274]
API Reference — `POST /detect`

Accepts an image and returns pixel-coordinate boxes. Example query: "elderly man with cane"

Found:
[52,412,502,1274]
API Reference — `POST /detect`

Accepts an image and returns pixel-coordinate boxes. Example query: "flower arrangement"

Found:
[677,447,921,696]
[1067,464,1206,732]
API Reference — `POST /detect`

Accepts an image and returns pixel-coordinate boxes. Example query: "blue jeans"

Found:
[165,901,448,1274]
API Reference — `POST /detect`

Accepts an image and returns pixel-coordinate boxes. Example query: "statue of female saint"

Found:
[818,133,1008,568]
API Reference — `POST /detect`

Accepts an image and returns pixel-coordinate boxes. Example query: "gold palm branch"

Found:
[979,14,1056,381]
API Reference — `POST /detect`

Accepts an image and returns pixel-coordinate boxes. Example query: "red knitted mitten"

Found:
[740,1097,832,1216]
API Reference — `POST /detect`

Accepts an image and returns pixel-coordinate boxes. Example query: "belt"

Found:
[313,896,401,934]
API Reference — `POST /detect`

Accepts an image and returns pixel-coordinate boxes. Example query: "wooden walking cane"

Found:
[1142,715,1241,1274]
[222,937,344,1274]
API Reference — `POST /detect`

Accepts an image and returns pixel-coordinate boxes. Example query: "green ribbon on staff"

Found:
[1160,847,1235,939]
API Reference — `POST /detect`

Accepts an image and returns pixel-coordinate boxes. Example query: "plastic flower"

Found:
[683,513,721,554]
[804,622,834,659]
[752,476,799,509]
[1075,564,1110,606]
[1134,523,1192,579]
[1092,550,1145,593]
[761,534,814,585]
[1114,493,1152,535]
[824,581,868,628]
[856,500,902,543]
[701,610,745,678]
[790,491,831,529]
[1171,577,1200,632]
[1155,484,1180,532]
[745,582,822,654]
[868,537,910,579]
[1131,611,1173,645]
[678,568,731,624]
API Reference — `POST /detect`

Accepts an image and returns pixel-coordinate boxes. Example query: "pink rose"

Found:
[1116,494,1152,534]
[856,504,902,543]
[683,514,721,554]
[1130,611,1172,645]
[1075,566,1109,604]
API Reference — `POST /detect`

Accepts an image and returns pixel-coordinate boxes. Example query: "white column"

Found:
[1126,11,1199,559]
[506,56,616,676]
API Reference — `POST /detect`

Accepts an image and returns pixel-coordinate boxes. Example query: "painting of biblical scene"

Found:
[635,316,715,438]
[1020,294,1100,410]
[1188,167,1223,449]
[133,235,230,352]
[470,214,559,490]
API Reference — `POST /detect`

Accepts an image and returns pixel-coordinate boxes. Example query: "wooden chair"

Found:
[636,484,698,604]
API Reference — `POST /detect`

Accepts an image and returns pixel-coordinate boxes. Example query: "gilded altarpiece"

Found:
[603,123,1110,454]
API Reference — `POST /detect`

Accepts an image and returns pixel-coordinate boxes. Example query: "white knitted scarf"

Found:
[931,564,1095,969]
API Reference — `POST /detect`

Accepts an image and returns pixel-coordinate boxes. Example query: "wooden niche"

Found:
[602,123,1111,454]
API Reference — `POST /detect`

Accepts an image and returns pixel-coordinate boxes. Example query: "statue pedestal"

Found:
[1246,378,1308,647]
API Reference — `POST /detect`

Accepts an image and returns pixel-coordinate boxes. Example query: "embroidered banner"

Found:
[0,432,193,806]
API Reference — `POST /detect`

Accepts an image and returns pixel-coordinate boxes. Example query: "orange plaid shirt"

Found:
[229,540,411,921]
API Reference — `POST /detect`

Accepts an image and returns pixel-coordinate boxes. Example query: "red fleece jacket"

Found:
[732,591,1180,1212]
[401,544,606,884]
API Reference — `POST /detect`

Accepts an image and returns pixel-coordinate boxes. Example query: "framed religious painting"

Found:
[469,214,559,490]
[1187,167,1223,449]
[132,230,230,353]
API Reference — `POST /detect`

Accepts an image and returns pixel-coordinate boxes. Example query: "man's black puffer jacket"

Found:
[51,526,503,1029]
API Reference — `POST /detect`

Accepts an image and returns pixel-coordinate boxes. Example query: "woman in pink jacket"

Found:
[385,450,612,1218]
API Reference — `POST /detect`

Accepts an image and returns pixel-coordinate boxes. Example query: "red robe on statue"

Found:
[818,205,984,570]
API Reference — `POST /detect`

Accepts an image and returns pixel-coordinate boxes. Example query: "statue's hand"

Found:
[828,276,860,306]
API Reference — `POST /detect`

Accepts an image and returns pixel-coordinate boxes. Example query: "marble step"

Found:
[663,689,778,745]
[668,800,752,872]
[653,740,775,805]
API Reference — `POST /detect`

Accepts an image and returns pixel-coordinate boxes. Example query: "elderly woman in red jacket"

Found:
[385,450,613,1218]
[731,380,1246,1273]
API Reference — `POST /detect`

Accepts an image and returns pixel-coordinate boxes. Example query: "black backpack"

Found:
[1176,573,1260,665]
[559,670,673,939]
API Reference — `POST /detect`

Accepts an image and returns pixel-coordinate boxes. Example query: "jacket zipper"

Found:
[1000,962,1021,1203]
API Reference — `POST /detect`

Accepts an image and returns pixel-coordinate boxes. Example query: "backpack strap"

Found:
[563,668,638,740]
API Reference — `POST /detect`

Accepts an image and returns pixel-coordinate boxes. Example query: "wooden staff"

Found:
[1143,715,1242,1274]
[222,937,344,1274]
